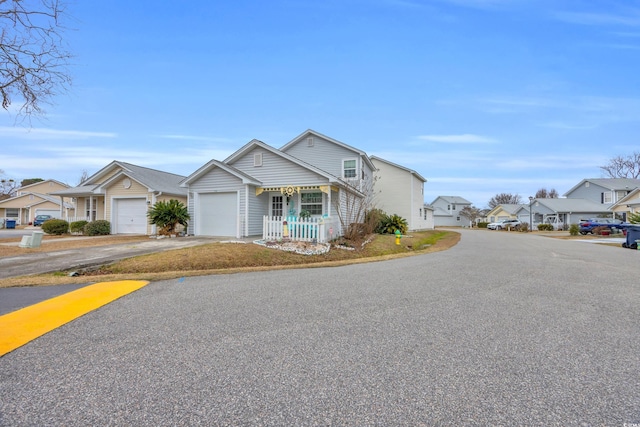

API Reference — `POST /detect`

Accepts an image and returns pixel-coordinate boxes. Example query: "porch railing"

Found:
[263,216,329,243]
[65,216,92,223]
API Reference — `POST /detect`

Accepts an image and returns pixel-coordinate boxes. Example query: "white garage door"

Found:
[35,209,61,219]
[114,198,147,234]
[198,192,237,236]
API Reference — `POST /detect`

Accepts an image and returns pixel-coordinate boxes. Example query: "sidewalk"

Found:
[0,236,232,279]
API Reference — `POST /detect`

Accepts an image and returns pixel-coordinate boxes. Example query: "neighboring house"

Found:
[527,197,612,229]
[430,196,472,227]
[370,156,432,231]
[181,133,371,239]
[485,204,527,224]
[51,161,187,235]
[563,178,640,206]
[0,179,72,225]
[609,187,640,221]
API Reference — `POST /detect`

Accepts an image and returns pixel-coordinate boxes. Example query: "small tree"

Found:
[488,193,522,209]
[147,199,190,236]
[459,205,482,225]
[535,188,559,198]
[628,212,640,224]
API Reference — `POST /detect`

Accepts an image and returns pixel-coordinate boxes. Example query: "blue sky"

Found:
[2,0,639,208]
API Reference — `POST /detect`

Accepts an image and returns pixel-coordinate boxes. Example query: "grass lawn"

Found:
[0,231,460,287]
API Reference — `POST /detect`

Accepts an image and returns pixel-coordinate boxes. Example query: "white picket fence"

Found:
[263,216,328,243]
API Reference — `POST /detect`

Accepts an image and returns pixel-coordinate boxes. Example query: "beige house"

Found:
[0,179,73,225]
[52,161,187,235]
[370,156,432,231]
[485,204,524,224]
[610,188,640,221]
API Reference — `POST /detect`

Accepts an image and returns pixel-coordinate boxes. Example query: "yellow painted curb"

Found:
[0,280,149,357]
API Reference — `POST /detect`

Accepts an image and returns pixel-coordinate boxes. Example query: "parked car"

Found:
[578,218,624,235]
[487,219,521,230]
[33,215,53,226]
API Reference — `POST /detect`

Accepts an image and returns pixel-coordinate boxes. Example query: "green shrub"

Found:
[69,220,88,234]
[84,220,111,236]
[41,219,69,235]
[477,222,489,229]
[537,224,554,231]
[378,213,408,235]
[569,224,579,236]
[629,212,640,224]
[147,199,190,235]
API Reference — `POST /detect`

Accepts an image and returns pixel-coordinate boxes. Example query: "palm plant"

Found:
[147,199,190,235]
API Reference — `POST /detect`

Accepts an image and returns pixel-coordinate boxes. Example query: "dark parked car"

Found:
[33,215,53,226]
[578,218,624,235]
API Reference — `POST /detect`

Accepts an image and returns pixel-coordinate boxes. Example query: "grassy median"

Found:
[0,230,460,287]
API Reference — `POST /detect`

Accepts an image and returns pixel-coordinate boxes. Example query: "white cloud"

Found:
[554,10,640,27]
[0,127,116,140]
[156,134,233,143]
[416,134,498,143]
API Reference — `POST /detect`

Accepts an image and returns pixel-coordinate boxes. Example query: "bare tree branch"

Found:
[488,193,521,209]
[0,0,72,119]
[600,152,640,179]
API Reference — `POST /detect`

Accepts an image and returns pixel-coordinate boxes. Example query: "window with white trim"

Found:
[5,208,18,218]
[602,192,612,204]
[343,159,357,179]
[85,199,97,221]
[300,191,323,215]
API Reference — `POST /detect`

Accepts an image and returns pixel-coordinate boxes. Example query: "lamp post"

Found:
[529,196,534,232]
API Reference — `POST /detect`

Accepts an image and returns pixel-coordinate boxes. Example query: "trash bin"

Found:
[5,219,16,229]
[624,225,640,249]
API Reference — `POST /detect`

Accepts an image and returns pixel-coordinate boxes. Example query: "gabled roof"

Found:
[430,196,472,205]
[533,197,610,213]
[181,159,262,187]
[563,178,640,196]
[224,139,345,184]
[53,161,186,196]
[370,156,427,183]
[280,129,377,171]
[610,187,640,209]
[0,192,73,208]
[16,179,69,192]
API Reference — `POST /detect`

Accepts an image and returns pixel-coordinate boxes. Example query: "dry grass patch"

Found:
[0,231,460,287]
[0,235,150,258]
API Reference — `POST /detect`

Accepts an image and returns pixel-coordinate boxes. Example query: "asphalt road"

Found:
[1,230,640,426]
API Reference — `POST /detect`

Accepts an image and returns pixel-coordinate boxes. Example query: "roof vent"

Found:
[307,137,314,147]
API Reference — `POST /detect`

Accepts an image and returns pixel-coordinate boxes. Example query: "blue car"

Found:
[33,215,53,226]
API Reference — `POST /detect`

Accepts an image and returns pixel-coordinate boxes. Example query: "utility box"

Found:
[19,231,44,248]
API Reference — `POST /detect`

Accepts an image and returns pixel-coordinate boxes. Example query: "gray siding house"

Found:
[430,196,472,227]
[564,178,640,207]
[182,129,432,240]
[181,131,376,240]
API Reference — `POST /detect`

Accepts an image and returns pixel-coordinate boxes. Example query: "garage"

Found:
[113,198,147,234]
[198,192,238,236]
[34,209,61,219]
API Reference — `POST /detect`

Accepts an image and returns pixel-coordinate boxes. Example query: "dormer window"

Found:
[343,159,357,179]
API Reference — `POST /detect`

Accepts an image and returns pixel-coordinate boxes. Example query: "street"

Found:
[1,229,639,425]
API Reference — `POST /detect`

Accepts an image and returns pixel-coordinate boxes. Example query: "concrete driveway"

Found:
[1,229,640,425]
